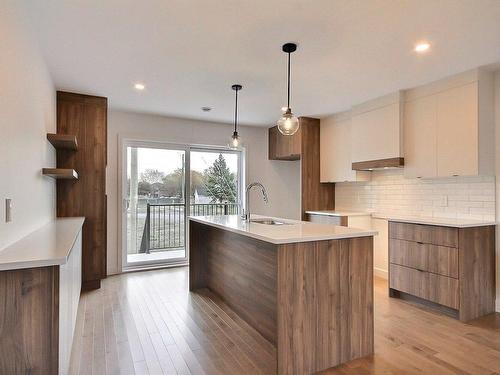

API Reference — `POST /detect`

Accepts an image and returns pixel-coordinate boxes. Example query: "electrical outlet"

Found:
[5,198,12,222]
[441,195,448,207]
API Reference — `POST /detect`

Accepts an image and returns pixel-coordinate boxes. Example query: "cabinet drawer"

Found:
[389,239,458,278]
[389,222,458,248]
[390,264,459,309]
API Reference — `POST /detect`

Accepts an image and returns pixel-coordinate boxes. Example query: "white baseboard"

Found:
[374,267,388,279]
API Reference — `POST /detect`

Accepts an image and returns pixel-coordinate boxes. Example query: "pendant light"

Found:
[229,84,242,149]
[277,42,299,136]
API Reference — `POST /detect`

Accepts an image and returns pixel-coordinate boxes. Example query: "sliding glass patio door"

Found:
[122,140,243,269]
[123,141,189,268]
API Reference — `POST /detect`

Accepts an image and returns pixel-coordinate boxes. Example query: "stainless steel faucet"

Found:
[242,182,268,221]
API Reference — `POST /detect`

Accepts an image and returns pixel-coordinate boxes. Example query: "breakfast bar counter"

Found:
[189,215,377,374]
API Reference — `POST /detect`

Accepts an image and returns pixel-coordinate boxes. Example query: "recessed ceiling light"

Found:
[134,83,145,90]
[201,106,212,112]
[414,42,430,53]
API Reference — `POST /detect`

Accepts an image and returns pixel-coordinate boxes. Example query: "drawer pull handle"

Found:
[417,241,424,245]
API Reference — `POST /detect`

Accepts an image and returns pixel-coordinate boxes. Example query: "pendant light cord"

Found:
[234,88,238,133]
[287,51,291,109]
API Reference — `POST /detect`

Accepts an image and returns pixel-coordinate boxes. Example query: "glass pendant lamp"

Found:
[277,43,300,135]
[228,84,242,149]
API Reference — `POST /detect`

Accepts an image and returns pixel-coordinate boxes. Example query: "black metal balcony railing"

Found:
[139,203,239,253]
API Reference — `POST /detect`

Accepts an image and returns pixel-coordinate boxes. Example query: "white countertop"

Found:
[371,213,497,228]
[306,209,496,228]
[0,217,85,271]
[189,215,377,244]
[306,210,371,217]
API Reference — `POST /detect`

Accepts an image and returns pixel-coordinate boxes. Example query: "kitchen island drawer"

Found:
[389,238,458,278]
[390,264,459,309]
[389,222,458,247]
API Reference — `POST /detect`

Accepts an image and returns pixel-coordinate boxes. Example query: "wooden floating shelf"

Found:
[42,168,78,180]
[47,133,78,150]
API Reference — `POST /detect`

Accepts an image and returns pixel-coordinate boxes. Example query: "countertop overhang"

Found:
[371,213,497,228]
[188,215,377,244]
[306,210,497,228]
[0,217,85,271]
[306,210,371,217]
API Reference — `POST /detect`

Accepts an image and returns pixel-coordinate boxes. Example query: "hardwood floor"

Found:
[69,267,500,375]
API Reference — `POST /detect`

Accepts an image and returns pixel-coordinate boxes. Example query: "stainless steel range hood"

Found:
[352,157,404,171]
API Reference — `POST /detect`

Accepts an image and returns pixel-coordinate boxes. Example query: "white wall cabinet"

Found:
[320,112,370,182]
[351,92,404,164]
[404,69,494,178]
[403,95,438,178]
[307,213,344,225]
[59,230,82,375]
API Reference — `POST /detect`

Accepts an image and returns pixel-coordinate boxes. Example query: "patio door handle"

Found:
[122,198,129,211]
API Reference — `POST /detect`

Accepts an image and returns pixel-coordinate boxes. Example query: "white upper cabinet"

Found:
[351,92,404,164]
[436,82,478,176]
[404,94,437,178]
[320,112,370,183]
[404,69,494,178]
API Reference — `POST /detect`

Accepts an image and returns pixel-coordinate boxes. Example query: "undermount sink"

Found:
[250,218,289,225]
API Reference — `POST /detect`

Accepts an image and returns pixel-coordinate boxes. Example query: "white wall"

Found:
[106,110,300,274]
[0,1,56,250]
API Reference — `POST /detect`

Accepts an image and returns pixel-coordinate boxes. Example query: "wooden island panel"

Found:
[189,220,374,374]
[189,221,278,344]
[277,236,373,374]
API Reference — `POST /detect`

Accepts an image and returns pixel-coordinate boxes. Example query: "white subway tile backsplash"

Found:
[335,169,496,221]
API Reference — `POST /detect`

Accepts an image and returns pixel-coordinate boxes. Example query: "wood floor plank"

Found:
[68,266,500,375]
[135,279,205,375]
[79,291,96,375]
[69,292,87,375]
[103,288,121,375]
[193,291,275,374]
[115,284,146,364]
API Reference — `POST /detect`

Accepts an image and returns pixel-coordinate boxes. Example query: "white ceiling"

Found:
[23,0,500,126]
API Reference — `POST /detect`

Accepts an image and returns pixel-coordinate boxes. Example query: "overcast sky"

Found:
[127,147,238,178]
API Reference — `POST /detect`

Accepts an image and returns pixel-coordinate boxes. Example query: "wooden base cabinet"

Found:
[0,231,82,375]
[389,222,495,321]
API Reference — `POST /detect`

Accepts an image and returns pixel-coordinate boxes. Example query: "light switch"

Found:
[5,198,12,222]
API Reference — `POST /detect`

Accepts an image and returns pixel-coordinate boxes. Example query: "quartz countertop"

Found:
[188,215,377,244]
[0,217,85,271]
[371,213,497,228]
[306,210,371,217]
[307,209,497,228]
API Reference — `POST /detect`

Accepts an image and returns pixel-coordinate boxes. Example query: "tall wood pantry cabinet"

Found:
[56,91,107,290]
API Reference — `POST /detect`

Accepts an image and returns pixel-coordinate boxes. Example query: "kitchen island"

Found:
[189,215,377,374]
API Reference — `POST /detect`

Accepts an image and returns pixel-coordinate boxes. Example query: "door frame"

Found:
[120,138,190,271]
[118,136,245,272]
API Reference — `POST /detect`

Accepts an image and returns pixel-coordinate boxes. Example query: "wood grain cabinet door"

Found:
[268,125,301,160]
[390,239,458,278]
[0,267,59,375]
[57,92,107,290]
